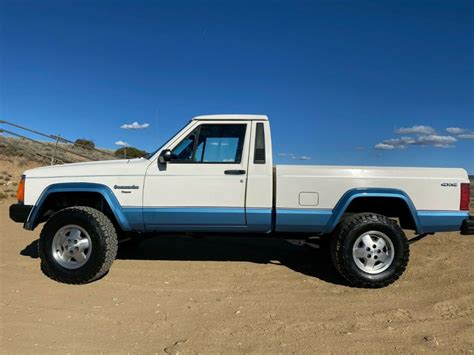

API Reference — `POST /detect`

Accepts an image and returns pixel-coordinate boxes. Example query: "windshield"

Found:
[144,121,191,159]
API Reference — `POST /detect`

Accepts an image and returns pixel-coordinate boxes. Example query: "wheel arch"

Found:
[325,188,422,233]
[25,183,132,231]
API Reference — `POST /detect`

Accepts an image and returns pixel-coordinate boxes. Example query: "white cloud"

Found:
[457,133,474,140]
[416,134,457,146]
[114,140,129,146]
[376,133,459,150]
[278,152,296,159]
[374,143,396,150]
[382,139,403,146]
[399,136,416,144]
[433,144,455,148]
[395,125,436,135]
[278,152,311,160]
[120,121,150,130]
[375,123,474,151]
[382,136,415,148]
[446,127,467,134]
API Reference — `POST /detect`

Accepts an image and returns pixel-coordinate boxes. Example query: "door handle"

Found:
[224,170,246,175]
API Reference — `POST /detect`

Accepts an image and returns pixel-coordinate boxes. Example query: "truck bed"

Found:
[274,165,469,233]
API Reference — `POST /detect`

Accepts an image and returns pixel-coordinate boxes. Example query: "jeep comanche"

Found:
[9,115,474,287]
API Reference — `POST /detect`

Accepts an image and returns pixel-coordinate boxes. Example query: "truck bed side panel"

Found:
[274,165,469,233]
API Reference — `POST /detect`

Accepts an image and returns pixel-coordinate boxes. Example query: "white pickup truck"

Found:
[9,115,473,287]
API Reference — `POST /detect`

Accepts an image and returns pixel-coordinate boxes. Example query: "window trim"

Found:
[169,123,248,164]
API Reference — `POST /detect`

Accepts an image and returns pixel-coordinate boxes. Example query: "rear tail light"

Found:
[460,183,470,211]
[17,175,25,204]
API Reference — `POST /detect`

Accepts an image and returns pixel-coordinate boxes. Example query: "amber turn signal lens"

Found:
[17,175,25,204]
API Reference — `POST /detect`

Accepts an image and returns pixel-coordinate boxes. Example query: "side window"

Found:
[170,128,198,161]
[171,124,246,163]
[254,122,266,164]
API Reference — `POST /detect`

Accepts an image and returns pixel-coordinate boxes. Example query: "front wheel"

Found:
[38,206,118,284]
[330,213,409,288]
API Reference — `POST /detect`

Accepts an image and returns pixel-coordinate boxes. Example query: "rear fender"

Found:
[325,188,421,233]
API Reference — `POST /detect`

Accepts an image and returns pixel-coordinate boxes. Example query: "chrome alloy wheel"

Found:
[52,225,92,269]
[352,231,395,274]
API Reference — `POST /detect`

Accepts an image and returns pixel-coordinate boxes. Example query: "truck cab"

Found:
[142,115,273,232]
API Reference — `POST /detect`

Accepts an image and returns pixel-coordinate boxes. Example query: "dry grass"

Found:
[0,135,119,201]
[0,157,43,202]
[0,136,115,165]
[0,136,117,201]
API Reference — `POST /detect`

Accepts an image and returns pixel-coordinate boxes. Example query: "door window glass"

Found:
[171,124,246,163]
[170,129,198,161]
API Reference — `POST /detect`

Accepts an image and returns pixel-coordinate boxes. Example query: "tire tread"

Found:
[331,213,409,288]
[39,206,118,284]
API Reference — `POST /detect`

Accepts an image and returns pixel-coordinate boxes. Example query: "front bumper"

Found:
[461,216,474,235]
[9,203,33,223]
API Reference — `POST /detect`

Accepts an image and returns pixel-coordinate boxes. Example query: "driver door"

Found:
[143,121,250,231]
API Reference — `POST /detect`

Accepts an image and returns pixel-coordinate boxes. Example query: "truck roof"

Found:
[193,114,268,121]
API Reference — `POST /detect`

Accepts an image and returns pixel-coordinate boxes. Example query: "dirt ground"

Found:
[0,200,473,354]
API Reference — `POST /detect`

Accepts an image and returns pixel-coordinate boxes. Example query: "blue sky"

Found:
[1,0,473,172]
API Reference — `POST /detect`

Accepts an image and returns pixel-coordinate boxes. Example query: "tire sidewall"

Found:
[340,221,407,283]
[39,210,109,280]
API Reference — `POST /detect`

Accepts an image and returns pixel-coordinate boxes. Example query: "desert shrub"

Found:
[17,157,29,167]
[114,147,147,159]
[74,139,95,149]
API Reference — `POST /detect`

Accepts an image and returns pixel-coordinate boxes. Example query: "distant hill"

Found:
[0,136,117,202]
[0,136,116,165]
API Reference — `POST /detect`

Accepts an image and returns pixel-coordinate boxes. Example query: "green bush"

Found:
[74,139,95,149]
[114,147,147,159]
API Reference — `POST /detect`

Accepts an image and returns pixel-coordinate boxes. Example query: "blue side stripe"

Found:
[275,209,332,232]
[246,208,272,232]
[143,207,245,226]
[417,211,468,232]
[142,207,272,232]
[275,188,421,234]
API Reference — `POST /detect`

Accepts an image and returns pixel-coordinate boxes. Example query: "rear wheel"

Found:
[39,206,118,284]
[330,213,409,288]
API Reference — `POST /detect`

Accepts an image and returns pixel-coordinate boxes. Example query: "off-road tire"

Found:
[330,213,409,288]
[39,206,118,284]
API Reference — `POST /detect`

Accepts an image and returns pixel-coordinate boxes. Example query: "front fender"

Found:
[24,183,135,231]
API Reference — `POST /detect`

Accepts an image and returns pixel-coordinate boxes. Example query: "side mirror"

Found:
[158,149,172,164]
